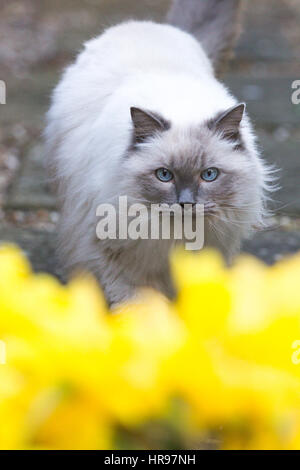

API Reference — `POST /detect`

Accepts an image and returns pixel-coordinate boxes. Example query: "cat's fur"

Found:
[45,0,272,306]
[167,0,243,74]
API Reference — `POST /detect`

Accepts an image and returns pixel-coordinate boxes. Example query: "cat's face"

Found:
[122,105,261,221]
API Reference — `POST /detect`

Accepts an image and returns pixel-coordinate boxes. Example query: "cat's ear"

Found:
[211,103,245,145]
[130,107,170,145]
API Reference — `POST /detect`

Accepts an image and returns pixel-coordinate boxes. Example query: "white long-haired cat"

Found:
[45,0,272,306]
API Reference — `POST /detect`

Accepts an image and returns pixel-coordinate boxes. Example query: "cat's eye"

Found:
[201,167,219,182]
[155,168,174,182]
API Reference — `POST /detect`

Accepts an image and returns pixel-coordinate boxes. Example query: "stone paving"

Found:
[0,0,300,276]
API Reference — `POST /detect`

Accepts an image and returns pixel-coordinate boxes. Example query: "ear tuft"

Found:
[210,103,246,146]
[130,107,170,145]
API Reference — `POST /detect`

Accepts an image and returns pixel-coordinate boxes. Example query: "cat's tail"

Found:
[167,0,243,74]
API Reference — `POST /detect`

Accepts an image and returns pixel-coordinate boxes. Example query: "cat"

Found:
[45,0,273,307]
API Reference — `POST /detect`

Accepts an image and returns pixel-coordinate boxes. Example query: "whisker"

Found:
[209,213,252,227]
[208,219,227,246]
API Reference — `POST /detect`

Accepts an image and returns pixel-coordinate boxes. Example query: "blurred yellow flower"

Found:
[0,243,300,449]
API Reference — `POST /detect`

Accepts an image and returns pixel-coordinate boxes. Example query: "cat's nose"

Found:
[178,188,195,208]
[179,202,195,209]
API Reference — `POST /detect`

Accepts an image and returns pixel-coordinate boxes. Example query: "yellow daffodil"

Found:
[1,243,300,449]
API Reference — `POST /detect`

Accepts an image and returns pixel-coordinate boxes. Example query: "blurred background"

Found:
[0,0,300,277]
